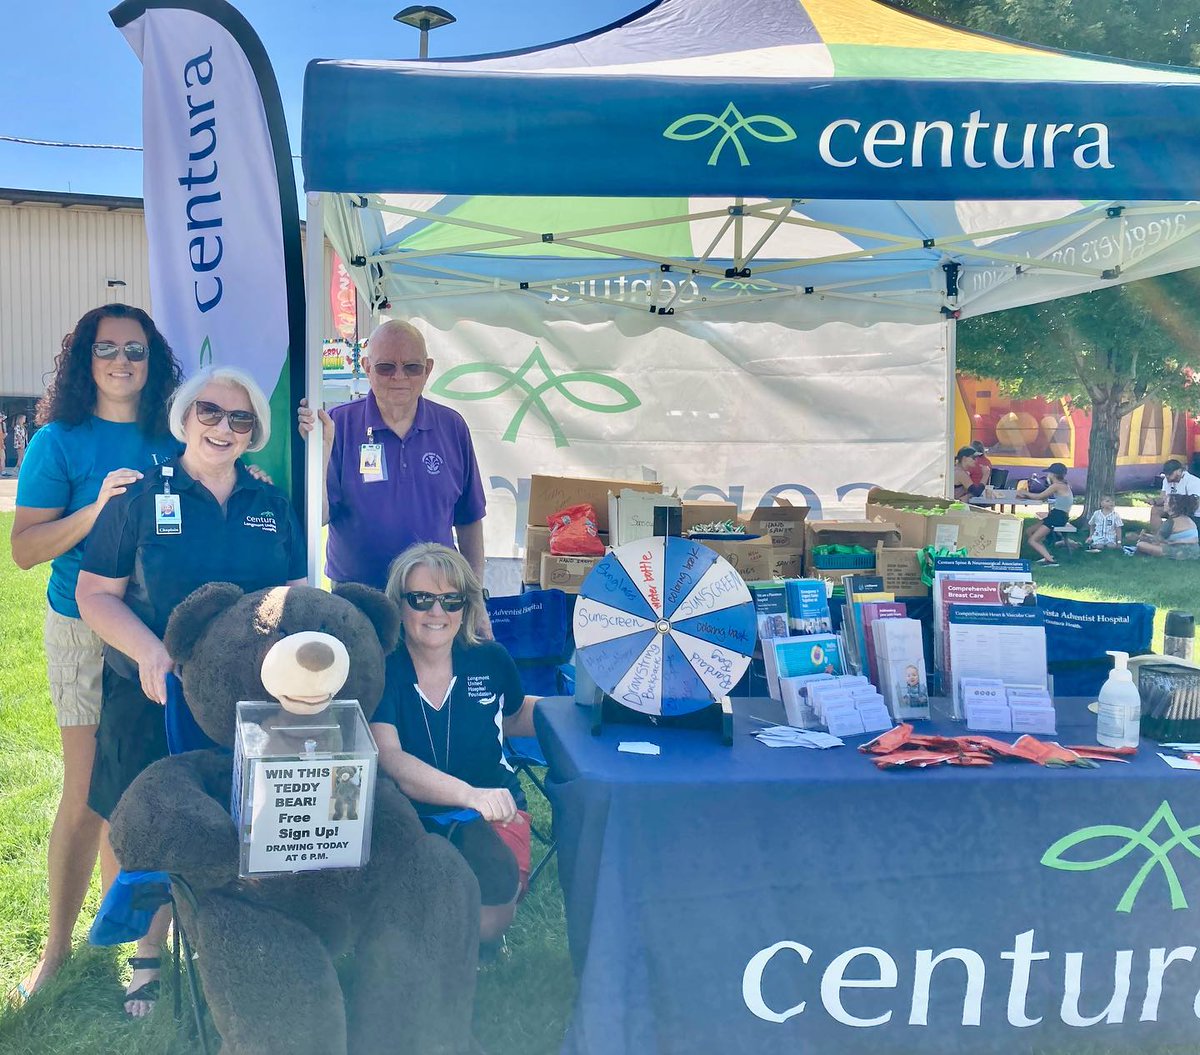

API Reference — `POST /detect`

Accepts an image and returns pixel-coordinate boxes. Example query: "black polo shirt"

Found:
[373,640,526,814]
[82,460,306,679]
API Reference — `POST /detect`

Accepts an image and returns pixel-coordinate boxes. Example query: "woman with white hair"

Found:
[75,365,306,1012]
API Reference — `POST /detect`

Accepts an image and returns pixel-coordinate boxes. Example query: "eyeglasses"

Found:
[192,399,258,434]
[404,591,467,613]
[371,361,427,378]
[93,341,148,362]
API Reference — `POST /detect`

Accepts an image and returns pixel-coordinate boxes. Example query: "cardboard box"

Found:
[608,489,682,547]
[524,525,607,583]
[864,488,1021,559]
[804,520,901,575]
[539,553,602,594]
[875,544,928,597]
[681,500,740,534]
[743,498,810,550]
[697,538,774,582]
[528,474,662,532]
[768,548,803,579]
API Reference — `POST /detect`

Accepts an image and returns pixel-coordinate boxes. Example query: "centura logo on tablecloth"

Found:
[1041,800,1200,913]
[662,103,796,167]
[429,344,640,448]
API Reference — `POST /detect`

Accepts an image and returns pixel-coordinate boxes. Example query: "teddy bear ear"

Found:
[164,582,245,663]
[332,583,401,654]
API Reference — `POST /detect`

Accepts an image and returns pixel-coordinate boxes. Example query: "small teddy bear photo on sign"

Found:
[330,764,362,820]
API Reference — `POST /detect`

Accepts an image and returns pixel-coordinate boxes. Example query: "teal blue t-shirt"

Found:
[16,418,179,618]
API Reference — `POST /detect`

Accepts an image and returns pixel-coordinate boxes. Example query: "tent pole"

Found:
[305,191,326,586]
[945,316,957,500]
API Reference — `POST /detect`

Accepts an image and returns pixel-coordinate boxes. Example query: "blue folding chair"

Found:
[487,589,573,887]
[89,673,215,1052]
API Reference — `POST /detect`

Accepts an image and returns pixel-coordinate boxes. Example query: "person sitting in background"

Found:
[953,447,979,499]
[370,542,537,947]
[1147,458,1200,533]
[1134,494,1200,560]
[1023,462,1074,566]
[967,441,993,491]
[1086,496,1123,552]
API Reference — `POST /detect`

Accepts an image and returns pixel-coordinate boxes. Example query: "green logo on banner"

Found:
[663,103,796,167]
[199,335,213,367]
[430,344,640,448]
[1041,801,1200,913]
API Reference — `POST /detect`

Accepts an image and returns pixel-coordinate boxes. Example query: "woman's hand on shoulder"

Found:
[94,467,144,517]
[244,463,274,486]
[465,786,518,824]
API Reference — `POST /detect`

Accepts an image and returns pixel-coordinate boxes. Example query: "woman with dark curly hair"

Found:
[8,304,181,1006]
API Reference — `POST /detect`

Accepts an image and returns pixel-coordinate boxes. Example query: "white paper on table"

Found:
[753,726,844,749]
[1159,753,1200,771]
[618,741,661,756]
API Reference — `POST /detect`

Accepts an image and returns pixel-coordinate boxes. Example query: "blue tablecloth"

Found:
[535,695,1200,1055]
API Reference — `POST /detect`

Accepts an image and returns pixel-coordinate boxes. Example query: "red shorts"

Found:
[492,810,532,899]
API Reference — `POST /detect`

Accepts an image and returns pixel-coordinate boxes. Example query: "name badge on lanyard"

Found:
[155,466,182,535]
[360,426,387,482]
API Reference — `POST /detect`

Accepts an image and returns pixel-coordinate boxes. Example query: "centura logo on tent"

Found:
[180,48,225,314]
[430,345,640,449]
[663,103,1113,172]
[1041,800,1200,913]
[663,103,796,166]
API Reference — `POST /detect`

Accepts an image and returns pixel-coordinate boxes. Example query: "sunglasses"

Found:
[93,341,148,362]
[193,399,258,434]
[371,361,427,378]
[404,591,467,613]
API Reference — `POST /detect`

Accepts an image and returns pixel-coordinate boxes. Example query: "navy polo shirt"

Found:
[82,461,307,679]
[324,394,486,589]
[372,640,526,814]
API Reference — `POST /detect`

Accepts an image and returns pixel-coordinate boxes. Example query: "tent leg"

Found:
[305,192,326,586]
[944,316,957,500]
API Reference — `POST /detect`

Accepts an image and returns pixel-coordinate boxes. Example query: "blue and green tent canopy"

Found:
[301,0,1200,321]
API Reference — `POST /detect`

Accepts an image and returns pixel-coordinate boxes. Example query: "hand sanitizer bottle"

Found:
[1096,650,1140,749]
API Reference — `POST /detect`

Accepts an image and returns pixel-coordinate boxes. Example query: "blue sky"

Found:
[0,0,642,199]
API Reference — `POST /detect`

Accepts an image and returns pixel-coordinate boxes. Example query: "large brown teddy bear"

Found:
[108,583,481,1055]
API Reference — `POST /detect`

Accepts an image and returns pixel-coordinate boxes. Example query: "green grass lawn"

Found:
[0,509,1192,1053]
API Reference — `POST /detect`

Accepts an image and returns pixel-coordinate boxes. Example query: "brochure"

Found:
[947,604,1048,719]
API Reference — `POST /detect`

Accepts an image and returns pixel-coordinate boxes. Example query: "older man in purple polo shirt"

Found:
[301,320,487,594]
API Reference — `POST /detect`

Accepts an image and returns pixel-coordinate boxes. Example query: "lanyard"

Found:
[417,678,455,772]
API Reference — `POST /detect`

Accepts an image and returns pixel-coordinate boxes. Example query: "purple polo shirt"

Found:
[325,393,486,588]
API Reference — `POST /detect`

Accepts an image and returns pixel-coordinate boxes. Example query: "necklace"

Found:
[417,680,453,772]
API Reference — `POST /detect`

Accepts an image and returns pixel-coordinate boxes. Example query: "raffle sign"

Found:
[245,756,375,875]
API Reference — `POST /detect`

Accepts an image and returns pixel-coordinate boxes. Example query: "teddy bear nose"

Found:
[296,640,336,672]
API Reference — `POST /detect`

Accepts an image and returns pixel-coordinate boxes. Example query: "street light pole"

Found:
[393,6,457,58]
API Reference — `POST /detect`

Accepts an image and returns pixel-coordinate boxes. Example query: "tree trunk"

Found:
[1084,398,1122,517]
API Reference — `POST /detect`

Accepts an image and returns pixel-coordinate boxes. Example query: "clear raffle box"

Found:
[231,700,378,878]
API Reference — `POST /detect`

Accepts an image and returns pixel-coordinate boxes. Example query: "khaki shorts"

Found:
[44,606,104,727]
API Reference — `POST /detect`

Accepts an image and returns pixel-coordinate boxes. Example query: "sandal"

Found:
[123,955,161,1017]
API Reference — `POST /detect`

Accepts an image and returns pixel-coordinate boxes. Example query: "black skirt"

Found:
[87,665,168,820]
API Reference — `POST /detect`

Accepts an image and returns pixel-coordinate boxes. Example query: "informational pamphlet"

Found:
[948,604,1048,719]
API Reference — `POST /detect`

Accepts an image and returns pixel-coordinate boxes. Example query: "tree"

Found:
[890,0,1200,67]
[957,272,1200,513]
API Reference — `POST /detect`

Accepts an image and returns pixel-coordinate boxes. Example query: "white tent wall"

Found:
[375,293,949,557]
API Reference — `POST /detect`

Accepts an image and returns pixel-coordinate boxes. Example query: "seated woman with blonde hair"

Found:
[1134,493,1200,560]
[370,542,537,945]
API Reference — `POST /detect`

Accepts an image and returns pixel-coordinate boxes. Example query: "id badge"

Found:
[155,493,182,535]
[360,443,387,482]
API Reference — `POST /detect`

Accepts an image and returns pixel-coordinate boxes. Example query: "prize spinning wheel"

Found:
[575,536,756,716]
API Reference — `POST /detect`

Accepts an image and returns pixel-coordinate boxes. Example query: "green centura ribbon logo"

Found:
[199,335,213,367]
[429,344,640,449]
[663,102,796,167]
[1041,801,1200,913]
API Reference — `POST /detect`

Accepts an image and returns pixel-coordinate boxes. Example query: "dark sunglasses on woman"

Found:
[371,361,427,378]
[92,341,148,362]
[193,399,258,434]
[404,591,467,613]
